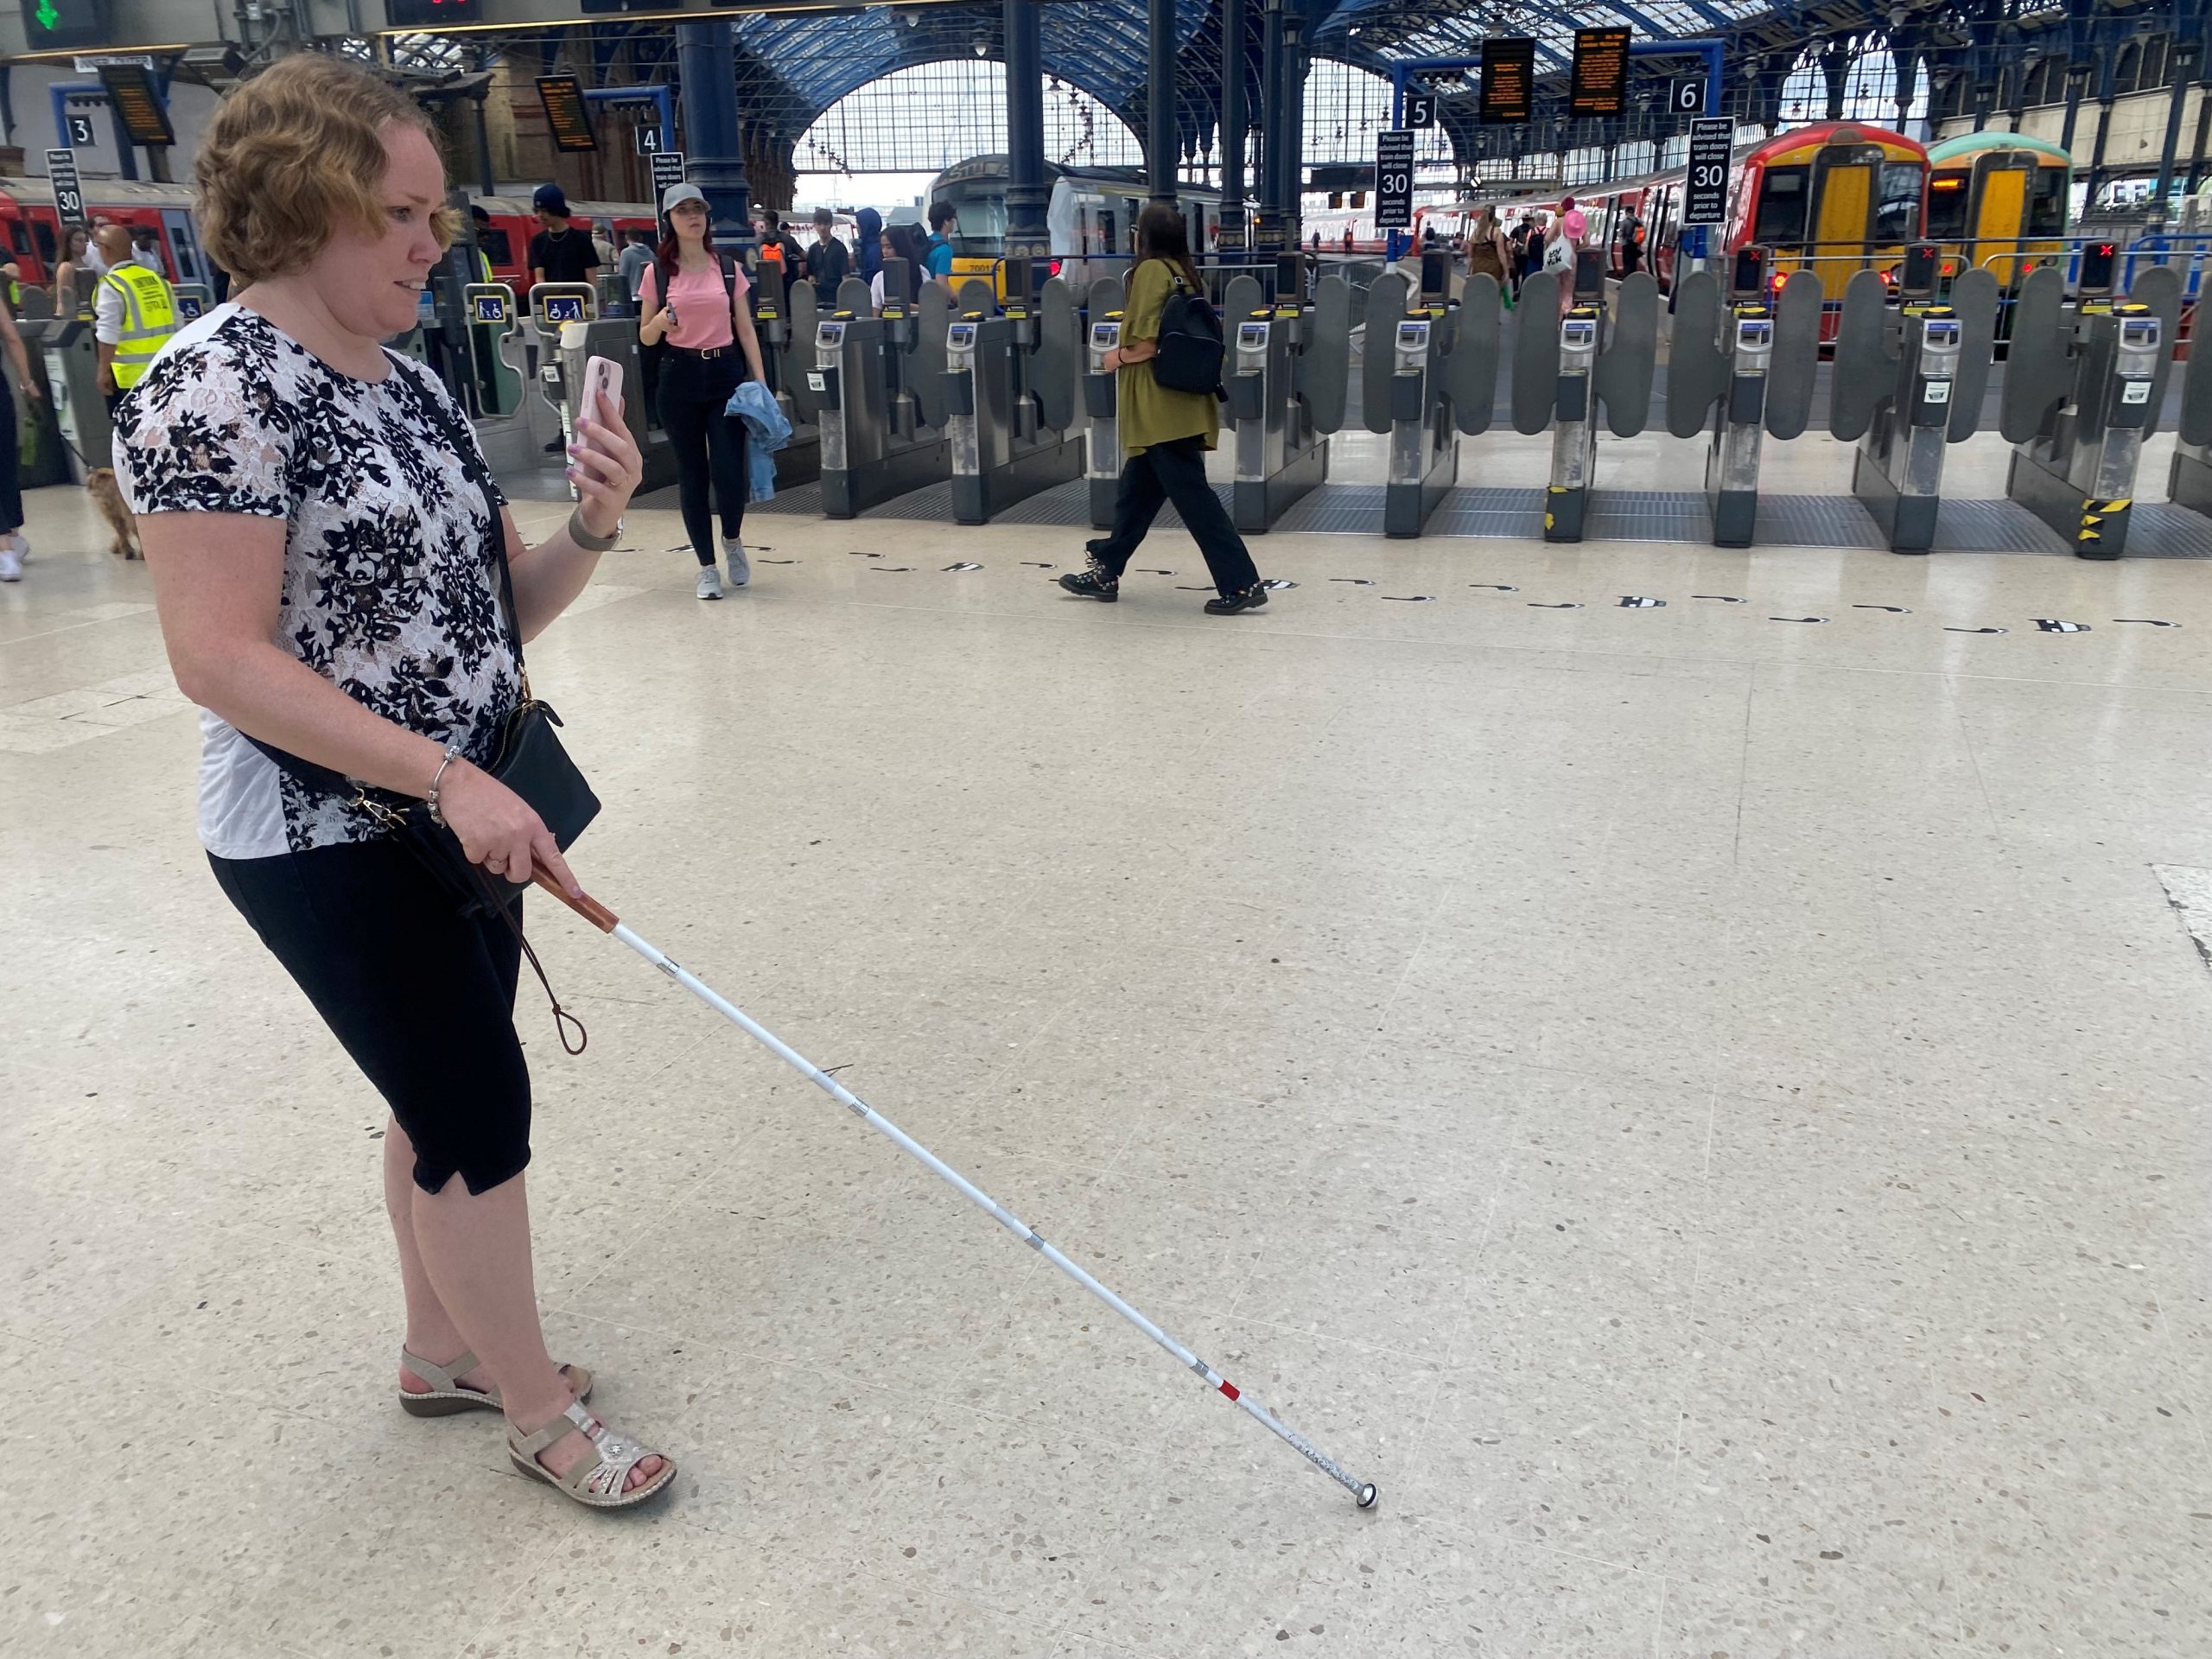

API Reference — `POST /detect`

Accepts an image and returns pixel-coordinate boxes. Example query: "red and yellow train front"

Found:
[1730,122,1928,310]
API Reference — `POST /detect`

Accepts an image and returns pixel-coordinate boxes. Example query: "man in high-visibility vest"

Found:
[93,223,178,416]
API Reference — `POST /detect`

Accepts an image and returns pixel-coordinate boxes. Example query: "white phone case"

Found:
[580,355,624,435]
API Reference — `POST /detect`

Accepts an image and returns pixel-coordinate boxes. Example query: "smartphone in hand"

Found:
[578,354,625,445]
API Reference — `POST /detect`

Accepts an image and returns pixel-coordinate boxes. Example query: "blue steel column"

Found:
[1279,0,1305,251]
[1148,0,1178,203]
[1253,0,1283,250]
[1218,0,1247,253]
[677,22,752,249]
[1005,0,1051,265]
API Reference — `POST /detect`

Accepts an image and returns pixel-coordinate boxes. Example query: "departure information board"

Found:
[99,65,175,147]
[1570,29,1631,118]
[536,75,600,154]
[385,0,480,25]
[1480,37,1535,124]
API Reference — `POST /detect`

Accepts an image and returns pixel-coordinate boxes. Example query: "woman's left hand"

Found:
[569,387,642,540]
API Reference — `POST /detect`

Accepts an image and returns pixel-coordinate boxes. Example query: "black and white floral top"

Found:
[114,303,521,860]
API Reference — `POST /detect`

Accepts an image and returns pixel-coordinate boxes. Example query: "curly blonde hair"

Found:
[196,54,457,285]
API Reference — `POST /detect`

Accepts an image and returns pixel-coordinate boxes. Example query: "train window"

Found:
[32,221,55,264]
[9,219,29,257]
[1875,162,1923,241]
[1925,173,1969,240]
[1751,168,1808,244]
[2027,168,2067,237]
[951,198,1007,251]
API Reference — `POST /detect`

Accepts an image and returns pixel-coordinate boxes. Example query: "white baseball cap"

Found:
[661,182,709,214]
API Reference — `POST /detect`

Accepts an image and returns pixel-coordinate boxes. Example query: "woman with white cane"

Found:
[118,55,672,1509]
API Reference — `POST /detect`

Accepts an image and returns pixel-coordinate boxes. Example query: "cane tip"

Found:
[1356,1483,1379,1510]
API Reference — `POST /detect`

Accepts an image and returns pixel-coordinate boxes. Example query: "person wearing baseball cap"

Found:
[528,182,599,293]
[637,179,766,599]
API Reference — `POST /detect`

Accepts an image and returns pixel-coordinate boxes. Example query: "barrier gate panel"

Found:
[2182,315,2212,448]
[1596,272,1659,439]
[1305,274,1353,435]
[1034,277,1080,435]
[1664,271,1725,441]
[957,277,1000,320]
[1510,271,1563,435]
[1446,274,1502,436]
[783,284,822,422]
[912,285,953,429]
[2128,264,2183,423]
[1828,270,1892,443]
[836,275,875,320]
[1362,272,1408,436]
[1764,270,1824,442]
[1997,265,2069,445]
[1945,268,2000,444]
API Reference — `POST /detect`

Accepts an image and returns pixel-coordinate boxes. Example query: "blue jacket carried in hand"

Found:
[725,379,792,503]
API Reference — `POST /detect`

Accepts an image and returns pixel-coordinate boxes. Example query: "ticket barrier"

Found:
[2172,307,2212,518]
[459,283,526,420]
[1831,245,1999,555]
[1665,249,1823,548]
[1081,276,1125,528]
[33,309,111,479]
[171,283,214,324]
[8,291,73,489]
[1222,259,1349,532]
[748,280,821,486]
[2001,257,2182,559]
[943,264,1084,524]
[1362,261,1456,538]
[815,264,953,518]
[528,283,676,499]
[1512,255,1659,544]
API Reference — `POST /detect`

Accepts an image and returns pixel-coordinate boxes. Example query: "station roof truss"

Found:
[398,0,2208,175]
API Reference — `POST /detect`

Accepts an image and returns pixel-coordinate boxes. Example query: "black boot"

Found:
[1205,583,1269,615]
[1058,565,1119,602]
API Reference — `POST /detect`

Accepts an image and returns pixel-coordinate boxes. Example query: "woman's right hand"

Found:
[436,760,577,894]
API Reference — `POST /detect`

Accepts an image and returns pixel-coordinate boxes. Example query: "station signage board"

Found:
[45,148,86,227]
[99,64,175,148]
[649,149,686,224]
[1480,37,1535,124]
[385,0,480,25]
[1681,118,1732,226]
[1374,129,1415,232]
[536,75,600,154]
[1570,28,1631,118]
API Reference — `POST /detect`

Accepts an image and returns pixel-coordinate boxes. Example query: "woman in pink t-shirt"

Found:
[638,182,769,600]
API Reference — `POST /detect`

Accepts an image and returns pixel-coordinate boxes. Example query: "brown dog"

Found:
[86,467,141,560]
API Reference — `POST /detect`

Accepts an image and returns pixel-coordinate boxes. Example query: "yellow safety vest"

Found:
[101,262,178,388]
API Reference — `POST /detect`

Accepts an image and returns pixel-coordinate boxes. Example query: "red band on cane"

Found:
[1219,1381,1240,1401]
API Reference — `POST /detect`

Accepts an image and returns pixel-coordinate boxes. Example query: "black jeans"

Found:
[1092,435,1260,597]
[658,347,747,566]
[209,838,531,1196]
[0,378,20,533]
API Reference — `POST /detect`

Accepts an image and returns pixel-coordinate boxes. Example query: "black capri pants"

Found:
[210,837,531,1196]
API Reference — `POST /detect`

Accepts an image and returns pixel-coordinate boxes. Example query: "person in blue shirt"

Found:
[925,200,957,282]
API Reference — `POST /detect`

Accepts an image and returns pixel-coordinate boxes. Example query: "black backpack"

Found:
[1151,267,1224,395]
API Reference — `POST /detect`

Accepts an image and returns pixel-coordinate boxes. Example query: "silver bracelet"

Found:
[425,744,462,827]
[567,507,621,552]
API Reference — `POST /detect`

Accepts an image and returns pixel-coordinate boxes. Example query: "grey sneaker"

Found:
[696,566,724,601]
[723,542,750,588]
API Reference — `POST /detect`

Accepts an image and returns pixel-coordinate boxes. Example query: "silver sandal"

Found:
[398,1346,594,1418]
[509,1399,677,1509]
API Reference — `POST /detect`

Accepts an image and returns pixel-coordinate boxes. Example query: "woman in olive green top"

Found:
[1060,204,1268,614]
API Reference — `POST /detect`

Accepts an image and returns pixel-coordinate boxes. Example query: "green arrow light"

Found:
[34,0,58,29]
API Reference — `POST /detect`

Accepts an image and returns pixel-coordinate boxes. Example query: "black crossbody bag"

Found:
[245,381,600,1046]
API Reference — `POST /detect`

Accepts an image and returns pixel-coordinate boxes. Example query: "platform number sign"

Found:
[1404,92,1437,130]
[1374,129,1415,232]
[1681,118,1732,226]
[1669,79,1706,115]
[635,124,664,156]
[45,148,86,227]
[66,113,96,146]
